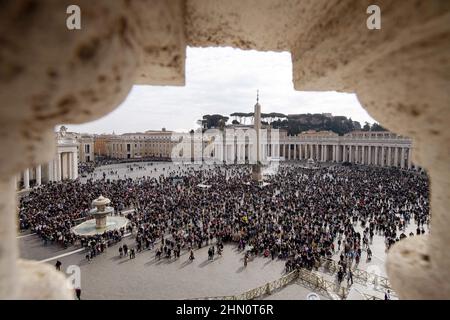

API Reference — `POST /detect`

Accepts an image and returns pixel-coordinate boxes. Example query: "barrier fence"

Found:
[191,268,348,300]
[191,270,299,300]
[191,260,396,300]
[317,257,396,296]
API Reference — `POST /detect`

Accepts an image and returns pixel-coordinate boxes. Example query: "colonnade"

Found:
[210,138,417,170]
[17,151,78,191]
[278,143,415,169]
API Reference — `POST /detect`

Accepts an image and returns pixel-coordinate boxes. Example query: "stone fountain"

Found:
[71,195,129,236]
[90,195,114,229]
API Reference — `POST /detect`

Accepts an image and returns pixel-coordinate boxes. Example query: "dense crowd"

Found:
[19,163,429,276]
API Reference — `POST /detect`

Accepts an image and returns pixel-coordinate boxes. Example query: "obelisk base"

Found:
[251,164,262,181]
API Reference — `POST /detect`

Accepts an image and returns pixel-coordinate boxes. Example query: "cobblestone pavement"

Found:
[43,242,288,300]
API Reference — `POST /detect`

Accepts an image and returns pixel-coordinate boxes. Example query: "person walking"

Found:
[75,287,81,300]
[347,270,353,286]
[367,247,372,262]
[55,260,62,271]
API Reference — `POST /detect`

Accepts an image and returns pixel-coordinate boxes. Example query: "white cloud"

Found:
[67,47,375,134]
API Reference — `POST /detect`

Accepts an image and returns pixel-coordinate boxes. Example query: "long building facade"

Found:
[16,124,417,192]
[278,130,414,169]
[206,128,415,169]
[100,127,416,170]
[105,129,177,159]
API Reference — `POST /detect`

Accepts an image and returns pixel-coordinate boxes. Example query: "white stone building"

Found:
[206,127,415,169]
[75,133,95,163]
[105,129,178,159]
[16,127,79,191]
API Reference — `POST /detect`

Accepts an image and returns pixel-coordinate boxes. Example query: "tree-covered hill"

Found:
[199,112,386,135]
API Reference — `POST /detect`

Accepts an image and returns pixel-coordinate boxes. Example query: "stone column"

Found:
[58,153,62,181]
[401,147,406,169]
[216,144,220,162]
[374,146,378,166]
[394,147,399,168]
[361,146,365,164]
[23,169,30,189]
[386,146,391,167]
[72,152,78,179]
[68,152,73,179]
[53,159,58,181]
[288,144,291,160]
[223,142,227,164]
[407,148,412,169]
[381,146,385,167]
[236,142,241,163]
[48,161,53,182]
[0,178,18,297]
[36,165,41,186]
[238,143,245,163]
[368,146,372,165]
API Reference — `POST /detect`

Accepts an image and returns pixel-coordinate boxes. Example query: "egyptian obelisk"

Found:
[252,90,262,181]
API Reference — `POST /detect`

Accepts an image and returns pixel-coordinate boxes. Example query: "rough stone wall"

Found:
[0,0,448,299]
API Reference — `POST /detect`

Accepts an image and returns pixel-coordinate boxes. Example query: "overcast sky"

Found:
[67,47,375,134]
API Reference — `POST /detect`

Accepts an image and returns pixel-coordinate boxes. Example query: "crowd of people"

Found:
[19,162,430,279]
